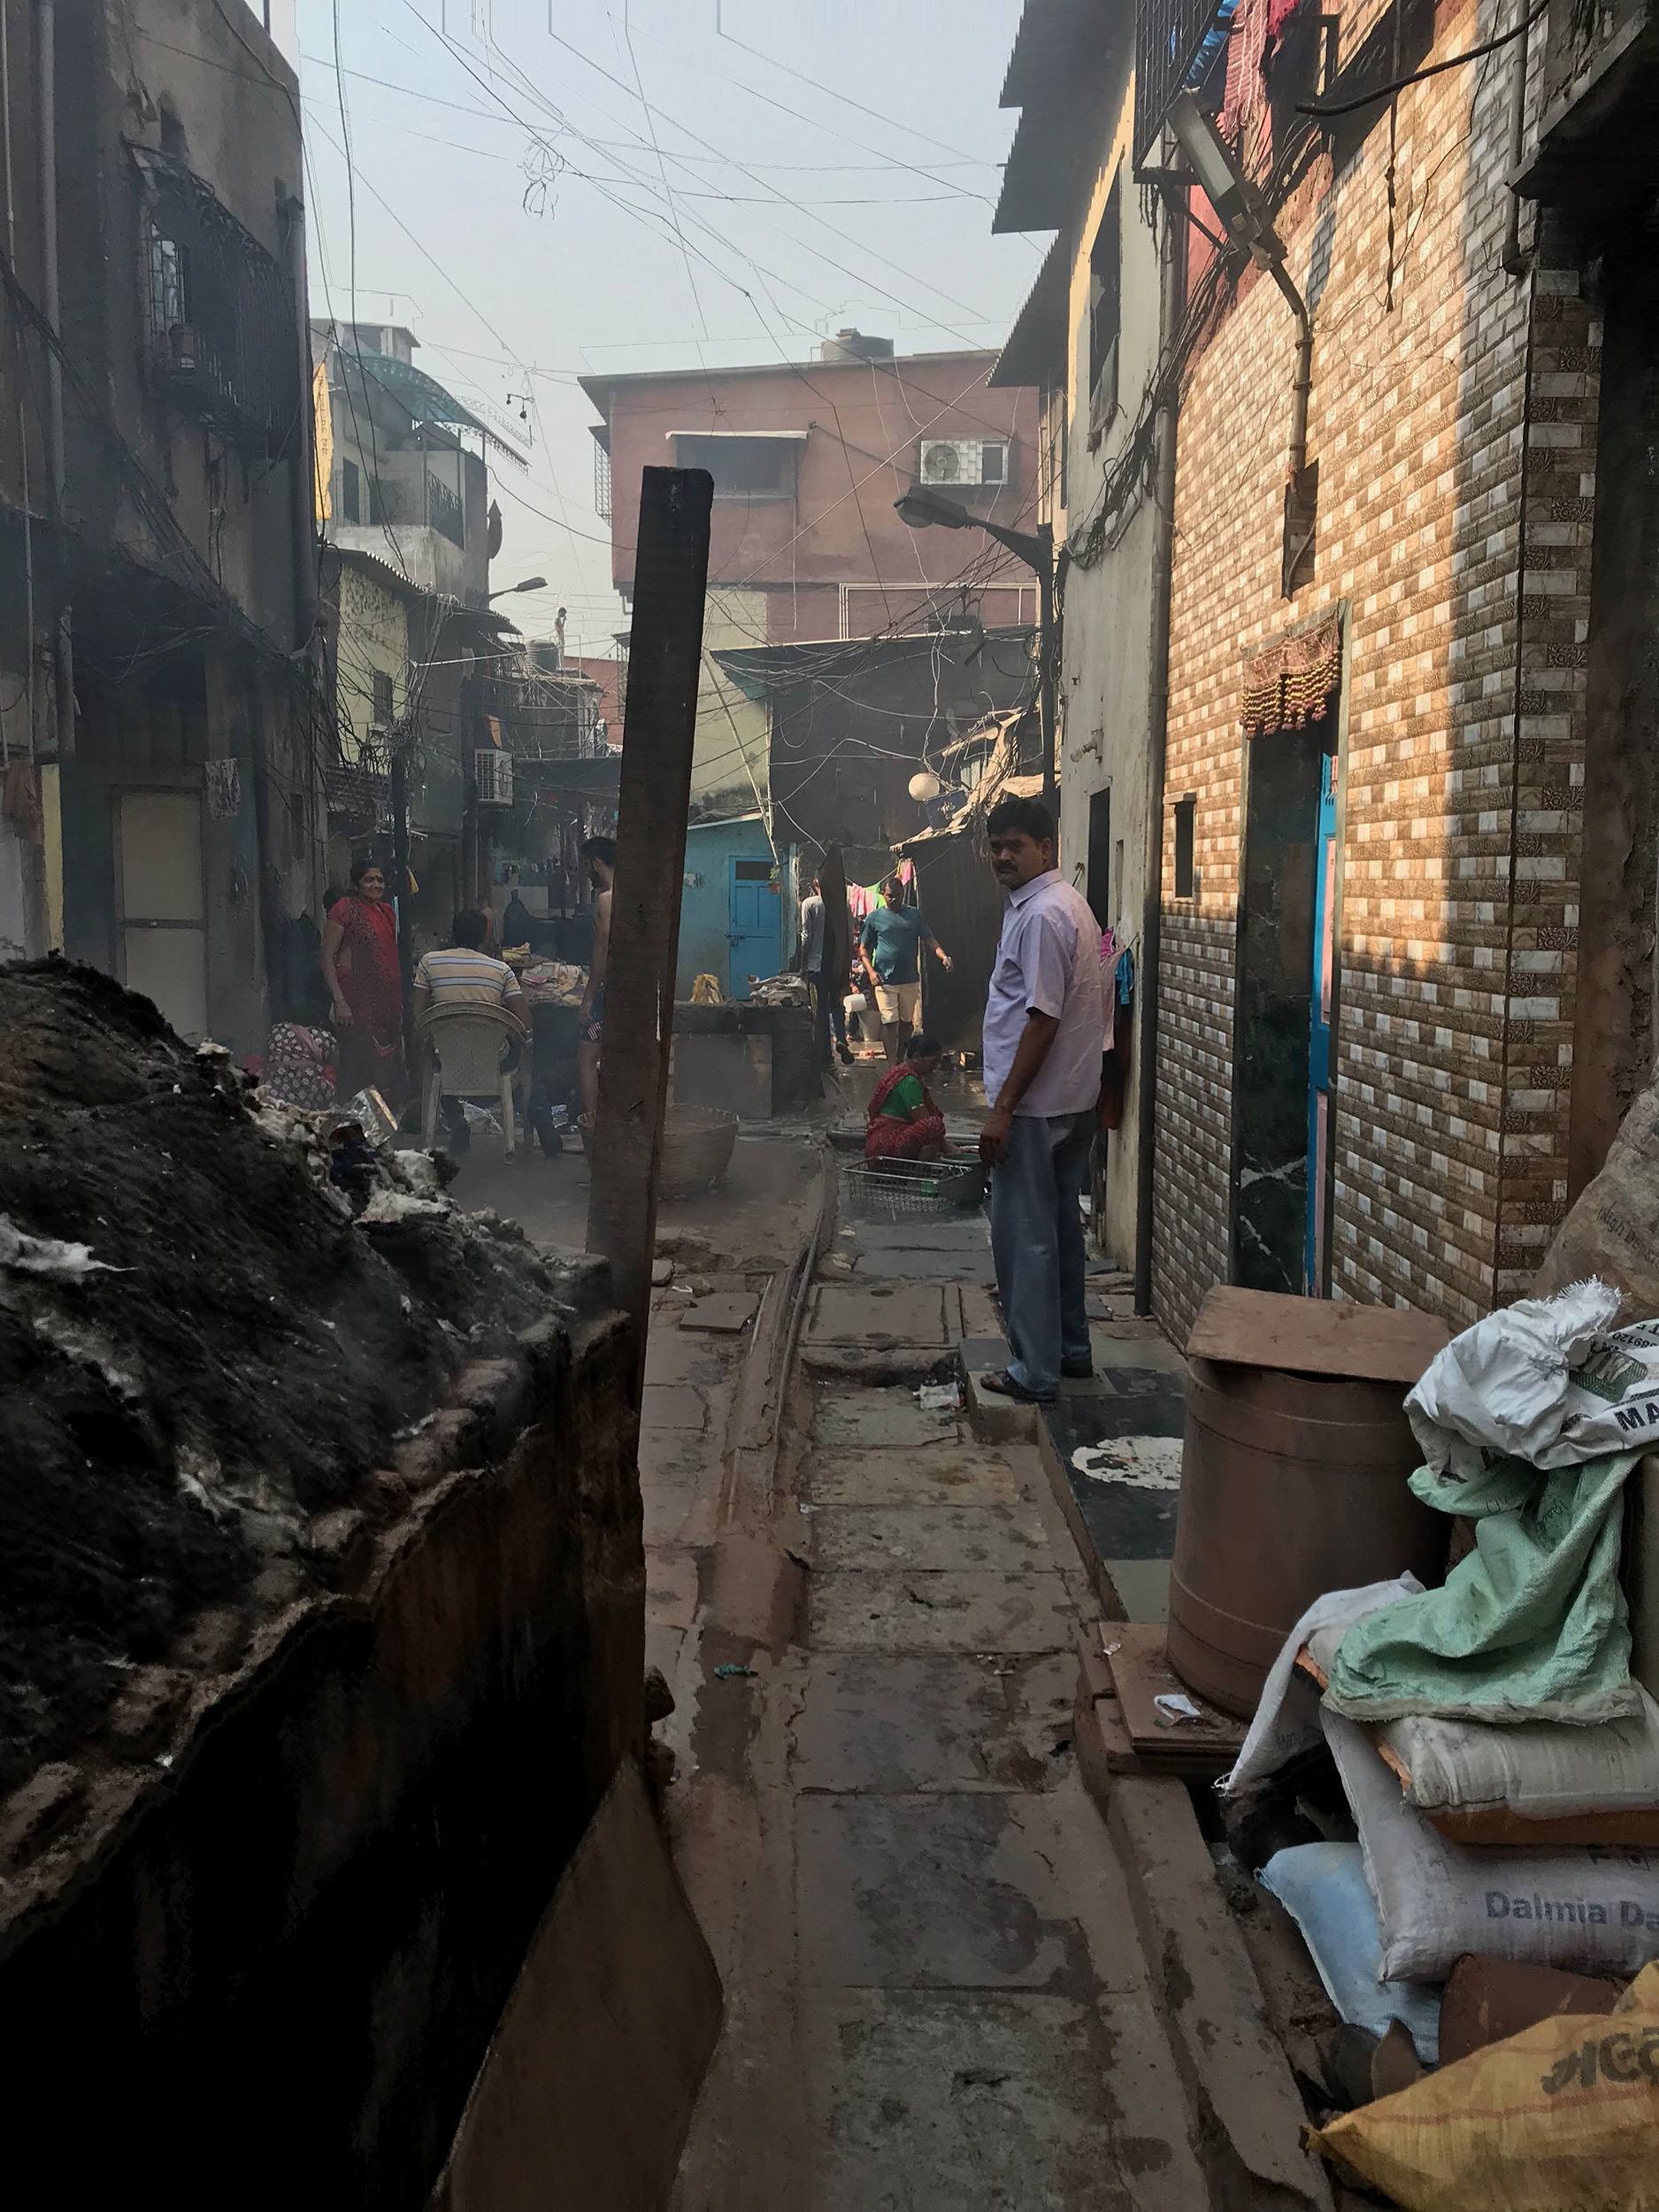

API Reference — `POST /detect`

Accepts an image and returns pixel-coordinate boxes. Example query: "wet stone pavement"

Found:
[668,1174,1210,2211]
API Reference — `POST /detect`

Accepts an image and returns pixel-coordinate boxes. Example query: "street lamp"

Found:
[1168,92,1311,497]
[893,488,1057,810]
[486,574,548,603]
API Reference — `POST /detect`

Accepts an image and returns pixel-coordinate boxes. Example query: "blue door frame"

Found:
[1305,752,1338,1290]
[726,855,780,999]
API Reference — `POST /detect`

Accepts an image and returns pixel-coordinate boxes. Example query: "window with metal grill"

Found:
[1133,0,1232,165]
[371,671,395,729]
[134,146,300,455]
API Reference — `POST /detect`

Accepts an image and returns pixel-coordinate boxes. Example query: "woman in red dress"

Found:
[864,1032,949,1163]
[320,858,407,1102]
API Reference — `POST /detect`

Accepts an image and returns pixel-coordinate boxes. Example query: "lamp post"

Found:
[485,573,548,603]
[1167,92,1311,493]
[894,486,1057,810]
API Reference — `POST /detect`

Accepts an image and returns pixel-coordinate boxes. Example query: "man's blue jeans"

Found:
[988,1110,1094,1398]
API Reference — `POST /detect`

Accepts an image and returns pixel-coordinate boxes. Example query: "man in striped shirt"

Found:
[412,909,527,1026]
[413,910,539,1156]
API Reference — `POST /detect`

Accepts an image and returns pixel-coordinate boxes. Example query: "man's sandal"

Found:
[980,1370,1056,1407]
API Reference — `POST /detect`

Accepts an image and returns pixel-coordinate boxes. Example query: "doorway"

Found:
[726,855,780,999]
[116,790,208,1041]
[1230,714,1340,1294]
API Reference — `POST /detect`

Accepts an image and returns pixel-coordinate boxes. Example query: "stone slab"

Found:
[803,1446,1026,1509]
[812,1388,960,1453]
[809,1504,1050,1576]
[810,1282,948,1347]
[679,1292,759,1334]
[807,1571,1075,1655]
[796,1989,1198,2212]
[640,1385,707,1433]
[790,1651,1074,1793]
[797,1792,1092,1992]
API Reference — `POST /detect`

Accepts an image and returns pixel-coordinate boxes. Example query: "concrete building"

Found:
[0,0,323,1048]
[991,0,1167,1271]
[989,0,1654,1339]
[583,339,1041,995]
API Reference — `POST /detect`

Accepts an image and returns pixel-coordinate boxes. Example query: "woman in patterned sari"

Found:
[864,1032,949,1163]
[320,858,407,1102]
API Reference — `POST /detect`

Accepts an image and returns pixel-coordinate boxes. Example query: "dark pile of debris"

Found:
[0,959,570,1801]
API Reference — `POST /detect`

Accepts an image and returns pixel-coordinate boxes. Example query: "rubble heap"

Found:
[0,961,568,1800]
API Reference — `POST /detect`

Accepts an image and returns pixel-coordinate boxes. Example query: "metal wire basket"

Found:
[841,1158,987,1222]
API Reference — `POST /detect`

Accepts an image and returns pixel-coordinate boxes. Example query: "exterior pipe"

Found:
[1269,258,1314,483]
[1134,191,1186,1320]
[35,0,73,764]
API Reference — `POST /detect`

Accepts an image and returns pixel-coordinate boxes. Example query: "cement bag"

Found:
[1259,1843,1441,2062]
[1537,1070,1659,1317]
[1382,1689,1659,1823]
[1310,1960,1659,2212]
[1404,1279,1659,1474]
[1220,1576,1424,1803]
[1324,1709,1659,1984]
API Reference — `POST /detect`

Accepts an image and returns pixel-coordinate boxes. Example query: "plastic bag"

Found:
[1310,1960,1659,2212]
[1260,1842,1440,2062]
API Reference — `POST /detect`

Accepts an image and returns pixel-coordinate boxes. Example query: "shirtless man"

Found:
[576,833,616,1125]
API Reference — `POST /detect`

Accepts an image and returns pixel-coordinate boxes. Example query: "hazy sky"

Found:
[296,0,1041,659]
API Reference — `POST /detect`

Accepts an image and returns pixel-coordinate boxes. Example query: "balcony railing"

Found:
[426,471,465,548]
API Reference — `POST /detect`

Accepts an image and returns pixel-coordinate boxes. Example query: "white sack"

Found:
[1324,1706,1659,1984]
[1219,1575,1423,1803]
[1405,1280,1659,1474]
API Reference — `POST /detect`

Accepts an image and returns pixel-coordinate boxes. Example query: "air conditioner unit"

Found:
[918,437,1008,488]
[474,749,514,807]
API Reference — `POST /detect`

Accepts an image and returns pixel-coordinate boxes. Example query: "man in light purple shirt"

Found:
[978,794,1108,1403]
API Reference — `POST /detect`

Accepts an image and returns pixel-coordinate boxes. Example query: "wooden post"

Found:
[586,467,713,1399]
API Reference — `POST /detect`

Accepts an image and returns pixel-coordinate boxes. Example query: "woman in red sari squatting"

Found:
[321,858,407,1102]
[864,1031,949,1164]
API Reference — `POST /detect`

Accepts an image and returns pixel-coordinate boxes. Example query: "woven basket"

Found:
[578,1104,739,1196]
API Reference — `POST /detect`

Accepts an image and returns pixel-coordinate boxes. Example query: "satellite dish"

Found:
[909,769,941,803]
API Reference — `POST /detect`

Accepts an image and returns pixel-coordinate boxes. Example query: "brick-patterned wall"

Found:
[1153,1,1598,1340]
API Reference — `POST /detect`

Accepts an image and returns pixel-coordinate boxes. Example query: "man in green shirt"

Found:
[858,873,953,1064]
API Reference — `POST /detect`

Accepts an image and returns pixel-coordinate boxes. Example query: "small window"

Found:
[1088,174,1123,428]
[675,434,795,500]
[371,671,395,727]
[1172,795,1197,899]
[733,858,774,880]
[980,439,1007,486]
[340,457,361,525]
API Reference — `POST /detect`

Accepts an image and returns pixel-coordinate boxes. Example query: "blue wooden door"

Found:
[1305,754,1338,1290]
[727,856,779,999]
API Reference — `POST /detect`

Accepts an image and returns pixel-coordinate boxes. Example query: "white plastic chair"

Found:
[417,1003,520,1159]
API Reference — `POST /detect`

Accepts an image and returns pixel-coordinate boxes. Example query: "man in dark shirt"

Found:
[858,872,952,1064]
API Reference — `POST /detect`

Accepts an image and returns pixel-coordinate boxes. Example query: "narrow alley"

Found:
[481,1070,1320,2211]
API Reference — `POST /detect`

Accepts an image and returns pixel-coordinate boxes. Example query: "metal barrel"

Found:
[1166,1354,1450,1720]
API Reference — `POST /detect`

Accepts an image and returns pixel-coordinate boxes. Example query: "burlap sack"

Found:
[1536,1077,1659,1314]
